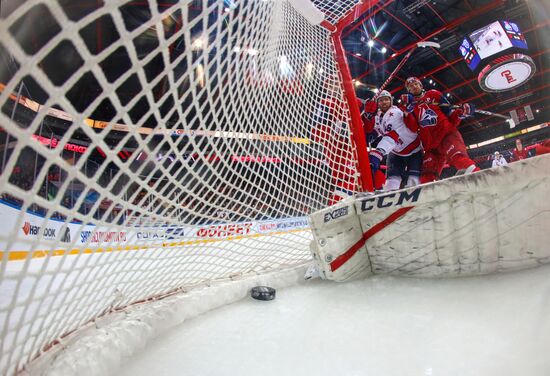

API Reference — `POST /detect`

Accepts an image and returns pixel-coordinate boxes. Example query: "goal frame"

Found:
[319,1,381,193]
[0,1,380,374]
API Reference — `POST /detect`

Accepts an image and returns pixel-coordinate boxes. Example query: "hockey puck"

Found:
[250,286,276,301]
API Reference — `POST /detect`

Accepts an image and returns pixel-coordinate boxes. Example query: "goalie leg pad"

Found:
[309,198,372,282]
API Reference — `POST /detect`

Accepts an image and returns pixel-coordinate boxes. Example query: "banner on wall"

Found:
[0,201,310,252]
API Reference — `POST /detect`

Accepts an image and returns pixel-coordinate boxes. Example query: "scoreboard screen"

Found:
[502,21,528,49]
[459,20,529,71]
[469,21,513,59]
[459,38,481,70]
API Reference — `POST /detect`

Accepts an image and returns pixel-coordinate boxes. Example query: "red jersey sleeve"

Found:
[403,111,419,133]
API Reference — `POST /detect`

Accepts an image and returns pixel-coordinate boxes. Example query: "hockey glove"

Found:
[363,99,378,120]
[400,94,415,113]
[366,131,378,145]
[458,103,475,119]
[369,149,384,174]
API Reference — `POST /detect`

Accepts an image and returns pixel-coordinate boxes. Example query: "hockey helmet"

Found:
[405,76,422,90]
[376,90,393,102]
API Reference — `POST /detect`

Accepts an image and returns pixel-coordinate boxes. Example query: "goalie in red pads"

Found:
[401,77,479,183]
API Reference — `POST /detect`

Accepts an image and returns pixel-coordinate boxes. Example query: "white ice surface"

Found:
[118,265,550,376]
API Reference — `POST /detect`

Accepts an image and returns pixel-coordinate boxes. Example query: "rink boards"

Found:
[310,154,550,281]
[0,202,310,261]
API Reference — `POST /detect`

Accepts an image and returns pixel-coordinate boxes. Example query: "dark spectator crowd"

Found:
[1,153,318,226]
[471,138,550,170]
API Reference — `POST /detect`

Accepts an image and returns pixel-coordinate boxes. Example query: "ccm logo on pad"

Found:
[361,188,421,212]
[324,207,349,223]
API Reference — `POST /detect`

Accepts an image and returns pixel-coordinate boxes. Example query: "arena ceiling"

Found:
[341,0,549,145]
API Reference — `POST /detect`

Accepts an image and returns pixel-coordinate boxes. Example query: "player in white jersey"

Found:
[363,90,422,190]
[492,151,508,167]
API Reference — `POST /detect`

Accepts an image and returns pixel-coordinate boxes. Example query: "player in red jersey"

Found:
[400,77,479,183]
[511,138,529,161]
[534,139,550,156]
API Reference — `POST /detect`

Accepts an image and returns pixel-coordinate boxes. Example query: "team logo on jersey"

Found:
[419,108,437,127]
[364,112,374,120]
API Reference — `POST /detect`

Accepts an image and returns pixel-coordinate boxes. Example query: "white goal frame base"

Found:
[23,264,309,376]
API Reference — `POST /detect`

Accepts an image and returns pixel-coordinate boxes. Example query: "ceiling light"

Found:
[446,93,451,97]
[192,37,206,50]
[381,47,387,54]
[536,109,540,113]
[355,53,362,56]
[367,40,374,48]
[429,79,433,84]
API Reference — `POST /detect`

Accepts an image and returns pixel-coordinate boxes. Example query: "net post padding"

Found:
[288,0,326,25]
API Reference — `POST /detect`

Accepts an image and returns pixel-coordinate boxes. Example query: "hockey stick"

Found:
[362,41,440,127]
[378,41,441,93]
[362,41,441,148]
[433,102,516,127]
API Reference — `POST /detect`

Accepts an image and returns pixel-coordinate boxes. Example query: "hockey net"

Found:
[0,0,365,373]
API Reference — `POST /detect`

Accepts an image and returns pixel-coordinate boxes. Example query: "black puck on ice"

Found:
[250,286,276,301]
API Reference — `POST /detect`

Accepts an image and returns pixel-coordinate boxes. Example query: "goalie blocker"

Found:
[309,154,550,281]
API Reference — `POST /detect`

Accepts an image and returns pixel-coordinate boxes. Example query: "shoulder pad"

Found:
[425,89,443,99]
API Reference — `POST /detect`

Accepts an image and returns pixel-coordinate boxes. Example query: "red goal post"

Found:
[298,0,379,193]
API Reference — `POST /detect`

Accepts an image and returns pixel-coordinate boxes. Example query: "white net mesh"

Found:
[0,0,361,373]
[311,0,361,25]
